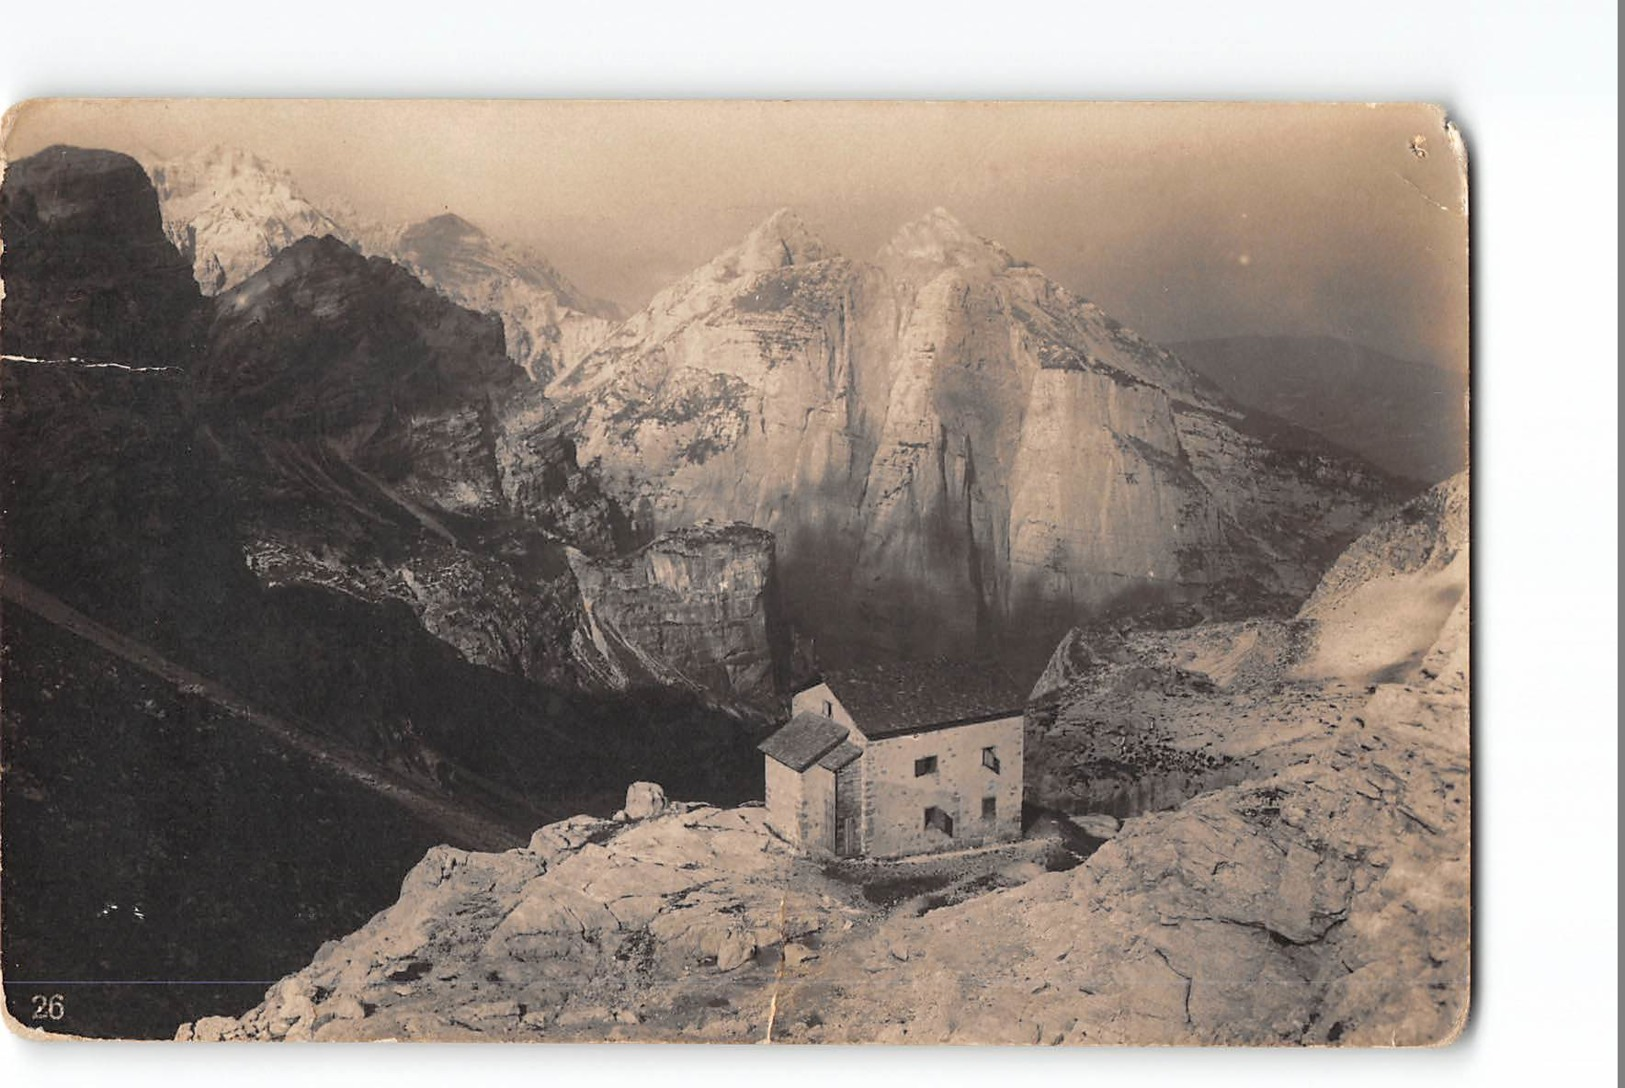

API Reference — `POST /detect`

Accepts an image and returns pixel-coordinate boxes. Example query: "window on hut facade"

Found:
[823,699,833,717]
[914,755,938,777]
[924,806,954,836]
[982,746,1001,773]
[982,796,997,820]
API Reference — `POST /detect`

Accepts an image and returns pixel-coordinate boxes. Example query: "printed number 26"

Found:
[31,994,65,1021]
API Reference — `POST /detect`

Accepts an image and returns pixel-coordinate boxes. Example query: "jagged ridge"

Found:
[546,206,1402,665]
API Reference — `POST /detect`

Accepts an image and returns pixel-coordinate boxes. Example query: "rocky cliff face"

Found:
[1027,473,1468,817]
[186,476,1466,1046]
[200,234,524,517]
[567,523,788,707]
[1,146,203,366]
[192,233,787,700]
[147,146,365,294]
[390,213,621,382]
[547,208,1399,664]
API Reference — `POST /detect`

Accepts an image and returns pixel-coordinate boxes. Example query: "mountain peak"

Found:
[151,145,289,190]
[728,207,831,274]
[397,212,491,256]
[879,207,1014,273]
[412,211,483,236]
[919,205,972,234]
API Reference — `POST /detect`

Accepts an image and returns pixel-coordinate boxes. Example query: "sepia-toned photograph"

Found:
[1,99,1471,1046]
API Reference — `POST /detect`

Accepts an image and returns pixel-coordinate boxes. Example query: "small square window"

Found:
[982,746,1001,773]
[914,755,938,777]
[823,699,833,717]
[924,806,954,836]
[982,796,997,820]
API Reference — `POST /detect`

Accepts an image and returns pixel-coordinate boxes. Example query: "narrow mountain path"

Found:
[1,571,526,852]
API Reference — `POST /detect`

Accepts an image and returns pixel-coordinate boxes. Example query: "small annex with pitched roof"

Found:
[758,659,1028,859]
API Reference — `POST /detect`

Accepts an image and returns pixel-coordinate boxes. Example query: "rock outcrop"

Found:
[1,145,203,366]
[547,207,1400,663]
[620,781,668,821]
[1027,473,1469,817]
[567,522,788,706]
[176,801,864,1042]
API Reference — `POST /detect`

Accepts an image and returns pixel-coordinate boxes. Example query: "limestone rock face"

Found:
[567,523,788,705]
[176,803,858,1042]
[1,145,204,367]
[390,213,621,383]
[547,207,1399,662]
[193,233,786,701]
[147,146,363,295]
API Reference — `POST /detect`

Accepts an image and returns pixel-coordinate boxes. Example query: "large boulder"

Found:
[623,782,668,821]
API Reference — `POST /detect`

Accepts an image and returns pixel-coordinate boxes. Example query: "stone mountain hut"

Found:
[758,660,1028,859]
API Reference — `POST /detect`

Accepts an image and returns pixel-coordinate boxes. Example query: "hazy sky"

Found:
[6,100,1467,370]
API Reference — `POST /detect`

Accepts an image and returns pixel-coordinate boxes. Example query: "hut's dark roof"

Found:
[816,740,864,771]
[789,674,826,695]
[758,712,848,771]
[823,659,1029,739]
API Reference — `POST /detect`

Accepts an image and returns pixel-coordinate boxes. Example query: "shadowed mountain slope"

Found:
[1171,335,1468,484]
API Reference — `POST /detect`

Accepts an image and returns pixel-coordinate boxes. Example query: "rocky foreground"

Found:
[180,476,1466,1046]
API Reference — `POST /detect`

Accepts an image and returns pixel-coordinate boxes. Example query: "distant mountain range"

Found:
[1170,335,1468,484]
[145,146,619,382]
[10,141,1433,674]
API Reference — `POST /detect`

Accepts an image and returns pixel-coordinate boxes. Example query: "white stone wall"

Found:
[803,764,837,852]
[765,756,841,852]
[860,715,1024,858]
[764,757,805,844]
[791,682,860,733]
